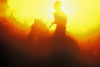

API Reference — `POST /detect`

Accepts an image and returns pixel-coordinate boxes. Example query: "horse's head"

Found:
[31,18,43,28]
[34,18,43,24]
[33,18,47,29]
[28,18,48,40]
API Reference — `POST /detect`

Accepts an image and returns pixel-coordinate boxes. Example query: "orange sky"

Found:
[1,0,100,38]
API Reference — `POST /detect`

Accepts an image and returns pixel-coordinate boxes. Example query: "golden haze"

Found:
[4,0,100,37]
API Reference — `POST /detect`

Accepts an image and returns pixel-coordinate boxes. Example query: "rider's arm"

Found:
[52,21,56,25]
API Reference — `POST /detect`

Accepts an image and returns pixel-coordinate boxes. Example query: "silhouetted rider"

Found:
[53,1,67,36]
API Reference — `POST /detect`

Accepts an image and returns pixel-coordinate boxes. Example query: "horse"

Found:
[27,19,82,66]
[28,19,48,40]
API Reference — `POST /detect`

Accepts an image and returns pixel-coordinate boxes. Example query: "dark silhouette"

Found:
[0,5,98,67]
[28,18,47,40]
[49,1,82,67]
[27,1,84,67]
[53,1,67,37]
[52,1,68,51]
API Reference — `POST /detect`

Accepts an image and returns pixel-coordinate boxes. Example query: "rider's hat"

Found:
[53,1,62,7]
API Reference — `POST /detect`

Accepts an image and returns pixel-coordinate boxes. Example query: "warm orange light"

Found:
[6,0,100,38]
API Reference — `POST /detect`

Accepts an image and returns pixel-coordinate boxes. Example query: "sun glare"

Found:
[6,0,100,37]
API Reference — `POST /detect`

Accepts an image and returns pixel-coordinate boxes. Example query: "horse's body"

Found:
[27,19,81,66]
